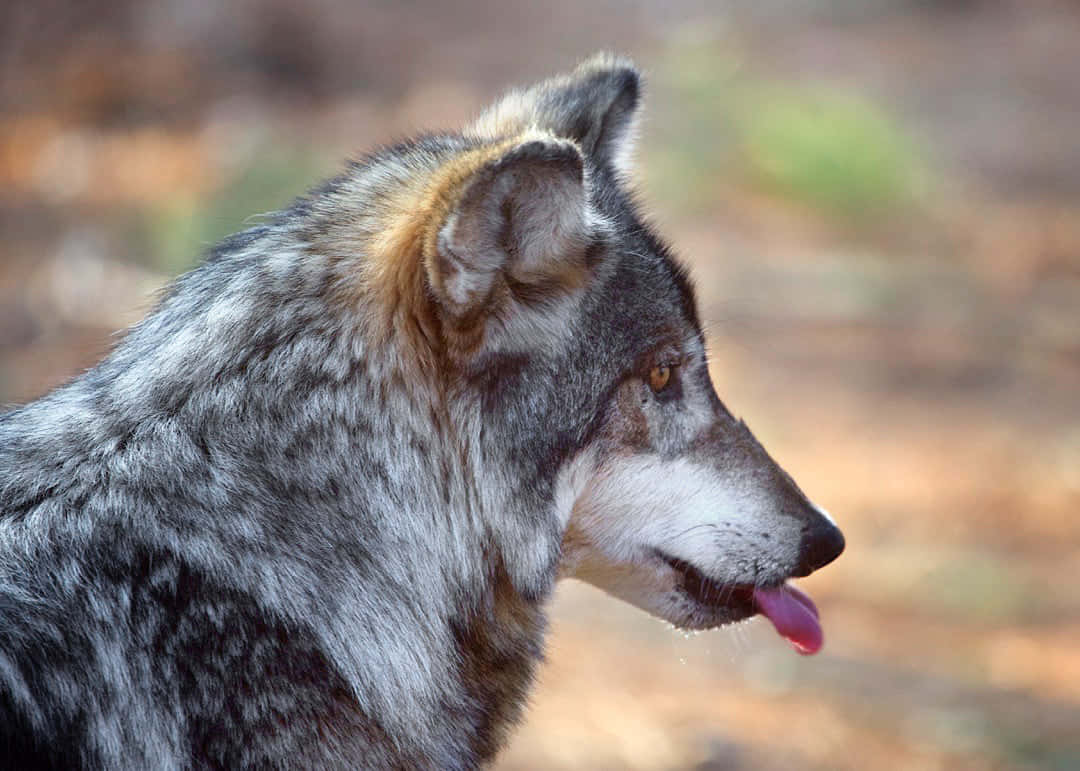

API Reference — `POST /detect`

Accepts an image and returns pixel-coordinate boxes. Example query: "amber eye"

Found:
[648,365,672,393]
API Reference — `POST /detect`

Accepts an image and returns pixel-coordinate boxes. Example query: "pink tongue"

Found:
[752,584,823,655]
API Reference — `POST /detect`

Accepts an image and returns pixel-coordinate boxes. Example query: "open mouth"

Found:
[658,553,824,655]
[660,554,757,615]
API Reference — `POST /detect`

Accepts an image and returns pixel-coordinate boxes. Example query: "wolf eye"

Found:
[648,365,672,393]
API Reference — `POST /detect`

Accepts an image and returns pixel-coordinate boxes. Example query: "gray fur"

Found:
[0,54,843,770]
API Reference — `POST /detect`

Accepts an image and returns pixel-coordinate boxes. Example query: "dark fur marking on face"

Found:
[466,352,532,411]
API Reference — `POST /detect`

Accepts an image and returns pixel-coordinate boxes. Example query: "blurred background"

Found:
[2,0,1078,768]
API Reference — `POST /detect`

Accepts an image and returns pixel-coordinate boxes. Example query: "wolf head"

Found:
[311,54,843,651]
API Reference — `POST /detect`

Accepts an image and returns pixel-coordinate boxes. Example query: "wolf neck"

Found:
[289,347,553,764]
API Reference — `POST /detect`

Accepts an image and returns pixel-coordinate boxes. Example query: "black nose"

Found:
[794,518,845,577]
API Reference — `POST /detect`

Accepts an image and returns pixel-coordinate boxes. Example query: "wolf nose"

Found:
[793,519,845,577]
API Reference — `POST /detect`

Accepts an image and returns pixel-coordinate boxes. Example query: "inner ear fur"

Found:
[428,137,590,320]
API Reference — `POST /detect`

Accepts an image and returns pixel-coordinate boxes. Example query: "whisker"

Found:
[666,522,718,543]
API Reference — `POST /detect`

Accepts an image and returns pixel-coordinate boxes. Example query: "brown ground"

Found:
[1,2,1078,768]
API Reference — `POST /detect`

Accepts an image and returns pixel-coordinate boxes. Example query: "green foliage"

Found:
[648,44,928,221]
[738,84,925,218]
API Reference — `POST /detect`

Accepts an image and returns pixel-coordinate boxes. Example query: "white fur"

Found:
[563,453,805,629]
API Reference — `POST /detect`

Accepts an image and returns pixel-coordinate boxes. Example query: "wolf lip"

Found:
[659,554,825,654]
[659,554,756,615]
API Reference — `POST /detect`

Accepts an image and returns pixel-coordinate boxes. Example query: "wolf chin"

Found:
[0,54,844,769]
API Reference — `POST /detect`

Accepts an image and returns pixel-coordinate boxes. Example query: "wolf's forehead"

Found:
[586,224,702,349]
[591,174,700,328]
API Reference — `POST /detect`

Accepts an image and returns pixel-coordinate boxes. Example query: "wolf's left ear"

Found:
[428,137,589,320]
[472,54,642,178]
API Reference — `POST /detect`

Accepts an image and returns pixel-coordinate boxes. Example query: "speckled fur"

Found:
[0,53,842,770]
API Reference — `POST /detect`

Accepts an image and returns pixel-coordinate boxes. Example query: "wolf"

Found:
[0,54,844,769]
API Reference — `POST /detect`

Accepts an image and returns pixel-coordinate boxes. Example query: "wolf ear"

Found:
[472,54,642,178]
[429,138,589,319]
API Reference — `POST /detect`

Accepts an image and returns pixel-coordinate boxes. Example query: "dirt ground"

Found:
[2,1,1078,768]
